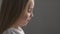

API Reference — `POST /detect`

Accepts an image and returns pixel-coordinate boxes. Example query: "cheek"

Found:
[22,13,30,20]
[27,13,31,17]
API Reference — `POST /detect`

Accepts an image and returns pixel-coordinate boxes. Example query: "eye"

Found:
[28,2,34,13]
[28,8,33,13]
[28,8,31,13]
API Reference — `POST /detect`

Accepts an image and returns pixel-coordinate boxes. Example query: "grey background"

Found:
[23,0,60,34]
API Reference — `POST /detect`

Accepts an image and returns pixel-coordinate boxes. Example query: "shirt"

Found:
[3,26,25,34]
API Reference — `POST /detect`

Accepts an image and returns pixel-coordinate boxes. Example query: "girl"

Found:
[0,0,34,34]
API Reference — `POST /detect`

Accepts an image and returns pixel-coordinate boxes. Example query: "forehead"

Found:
[29,0,34,8]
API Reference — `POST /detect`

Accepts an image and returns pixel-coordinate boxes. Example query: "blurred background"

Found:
[23,0,60,34]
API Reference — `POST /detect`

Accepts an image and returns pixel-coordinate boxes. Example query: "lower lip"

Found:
[26,19,30,23]
[23,20,30,26]
[26,20,29,23]
[23,19,31,26]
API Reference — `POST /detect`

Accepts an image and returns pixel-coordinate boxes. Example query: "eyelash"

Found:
[28,8,33,13]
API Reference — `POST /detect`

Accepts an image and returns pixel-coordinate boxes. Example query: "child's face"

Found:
[16,0,35,27]
[23,0,34,26]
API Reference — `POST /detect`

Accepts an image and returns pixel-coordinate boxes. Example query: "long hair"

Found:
[0,0,29,34]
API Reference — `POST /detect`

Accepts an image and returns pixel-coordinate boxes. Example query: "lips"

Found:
[23,18,31,26]
[27,18,31,21]
[25,18,31,23]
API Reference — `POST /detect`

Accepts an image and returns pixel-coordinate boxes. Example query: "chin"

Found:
[22,21,30,26]
[21,19,31,27]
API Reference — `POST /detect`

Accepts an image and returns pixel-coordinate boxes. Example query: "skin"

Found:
[11,0,34,29]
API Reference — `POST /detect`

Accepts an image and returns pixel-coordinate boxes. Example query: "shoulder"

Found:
[3,27,25,34]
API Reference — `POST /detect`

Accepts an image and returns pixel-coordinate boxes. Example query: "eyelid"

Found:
[28,8,33,13]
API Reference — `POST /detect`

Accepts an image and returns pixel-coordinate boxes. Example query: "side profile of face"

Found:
[15,0,35,27]
[23,0,34,26]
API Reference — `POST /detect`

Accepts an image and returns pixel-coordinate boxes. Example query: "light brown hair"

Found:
[0,0,30,34]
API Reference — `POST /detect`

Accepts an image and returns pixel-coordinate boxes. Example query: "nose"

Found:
[30,13,34,18]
